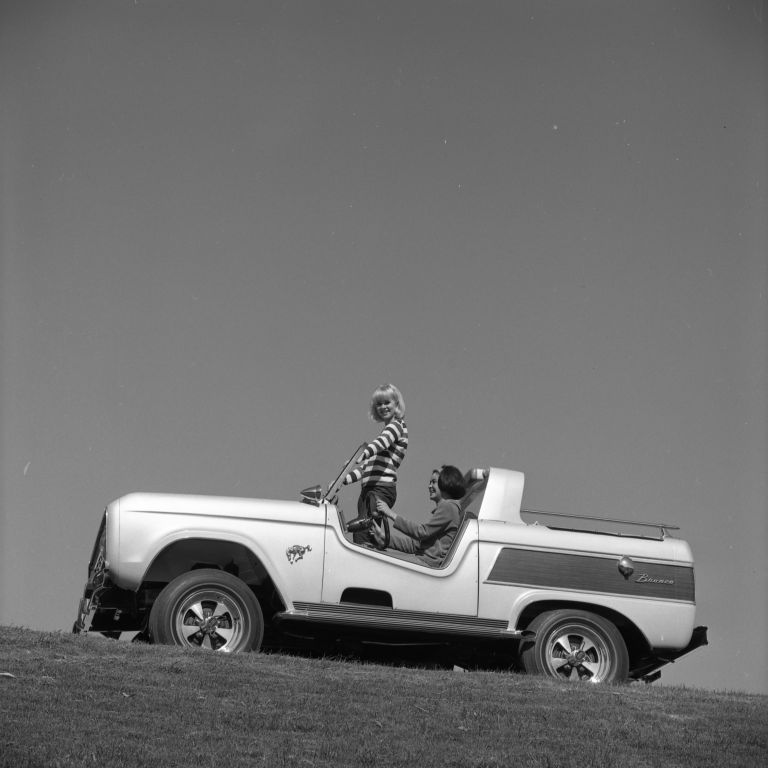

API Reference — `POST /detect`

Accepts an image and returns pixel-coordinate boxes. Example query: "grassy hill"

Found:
[1,626,765,768]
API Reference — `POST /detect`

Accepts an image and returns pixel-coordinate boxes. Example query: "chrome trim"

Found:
[522,508,679,540]
[278,601,528,639]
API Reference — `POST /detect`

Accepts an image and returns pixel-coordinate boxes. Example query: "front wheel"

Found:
[520,609,629,683]
[148,569,264,653]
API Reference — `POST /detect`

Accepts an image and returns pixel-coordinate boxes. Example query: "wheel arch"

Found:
[516,599,651,669]
[139,537,287,618]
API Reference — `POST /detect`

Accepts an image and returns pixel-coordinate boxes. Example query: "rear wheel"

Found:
[520,609,629,683]
[149,569,264,653]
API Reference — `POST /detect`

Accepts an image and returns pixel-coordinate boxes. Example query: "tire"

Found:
[148,569,264,653]
[520,609,629,683]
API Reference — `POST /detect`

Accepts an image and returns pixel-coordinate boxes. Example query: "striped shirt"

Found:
[343,418,408,487]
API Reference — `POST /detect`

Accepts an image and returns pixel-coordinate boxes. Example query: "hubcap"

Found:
[546,629,610,682]
[174,589,247,652]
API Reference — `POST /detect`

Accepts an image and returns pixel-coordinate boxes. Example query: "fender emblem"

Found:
[286,545,312,565]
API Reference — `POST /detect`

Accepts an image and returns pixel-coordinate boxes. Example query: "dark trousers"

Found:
[353,484,397,545]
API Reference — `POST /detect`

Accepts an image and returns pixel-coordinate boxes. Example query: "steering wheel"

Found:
[346,509,390,548]
[376,514,391,549]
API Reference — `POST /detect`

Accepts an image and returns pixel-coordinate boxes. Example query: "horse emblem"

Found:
[286,544,312,564]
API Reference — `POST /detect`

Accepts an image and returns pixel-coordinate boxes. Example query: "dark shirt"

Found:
[393,499,461,567]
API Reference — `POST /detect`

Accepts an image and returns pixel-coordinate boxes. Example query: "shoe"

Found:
[347,516,375,533]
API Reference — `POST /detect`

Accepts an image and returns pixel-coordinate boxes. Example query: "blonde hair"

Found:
[369,383,405,421]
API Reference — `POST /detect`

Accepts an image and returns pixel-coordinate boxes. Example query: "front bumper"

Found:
[73,572,109,634]
[72,534,111,634]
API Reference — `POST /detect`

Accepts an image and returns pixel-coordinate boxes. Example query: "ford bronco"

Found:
[73,447,707,683]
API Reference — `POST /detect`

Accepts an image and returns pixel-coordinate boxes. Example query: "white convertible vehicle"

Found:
[74,448,707,683]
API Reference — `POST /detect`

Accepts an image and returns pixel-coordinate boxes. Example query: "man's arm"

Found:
[377,498,456,543]
[393,501,455,542]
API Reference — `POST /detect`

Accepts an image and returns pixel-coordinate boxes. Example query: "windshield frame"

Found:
[324,443,366,502]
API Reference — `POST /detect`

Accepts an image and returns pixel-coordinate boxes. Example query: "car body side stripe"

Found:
[486,547,695,602]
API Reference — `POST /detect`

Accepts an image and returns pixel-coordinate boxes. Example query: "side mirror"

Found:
[300,485,323,506]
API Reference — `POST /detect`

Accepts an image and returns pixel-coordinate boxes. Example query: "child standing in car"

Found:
[343,383,408,544]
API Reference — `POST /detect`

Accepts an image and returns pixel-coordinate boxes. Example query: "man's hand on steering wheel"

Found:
[370,516,390,549]
[370,518,385,545]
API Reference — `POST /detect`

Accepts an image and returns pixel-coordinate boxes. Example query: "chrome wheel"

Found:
[149,569,264,653]
[542,625,614,681]
[173,589,248,651]
[521,609,629,683]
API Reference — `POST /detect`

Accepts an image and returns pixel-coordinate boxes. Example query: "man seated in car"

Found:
[370,465,466,567]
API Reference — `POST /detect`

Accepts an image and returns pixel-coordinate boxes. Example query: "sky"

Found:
[1,0,765,694]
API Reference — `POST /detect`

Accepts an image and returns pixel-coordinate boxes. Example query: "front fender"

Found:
[111,508,326,609]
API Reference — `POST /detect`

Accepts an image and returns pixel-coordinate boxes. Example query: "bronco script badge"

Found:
[286,544,312,564]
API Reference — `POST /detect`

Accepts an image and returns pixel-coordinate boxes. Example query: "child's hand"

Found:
[376,498,393,519]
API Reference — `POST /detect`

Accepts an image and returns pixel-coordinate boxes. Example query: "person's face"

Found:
[428,471,442,503]
[375,396,397,422]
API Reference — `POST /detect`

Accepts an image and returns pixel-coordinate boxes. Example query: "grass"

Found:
[0,626,765,768]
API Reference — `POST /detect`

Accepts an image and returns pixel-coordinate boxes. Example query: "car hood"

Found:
[113,491,322,525]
